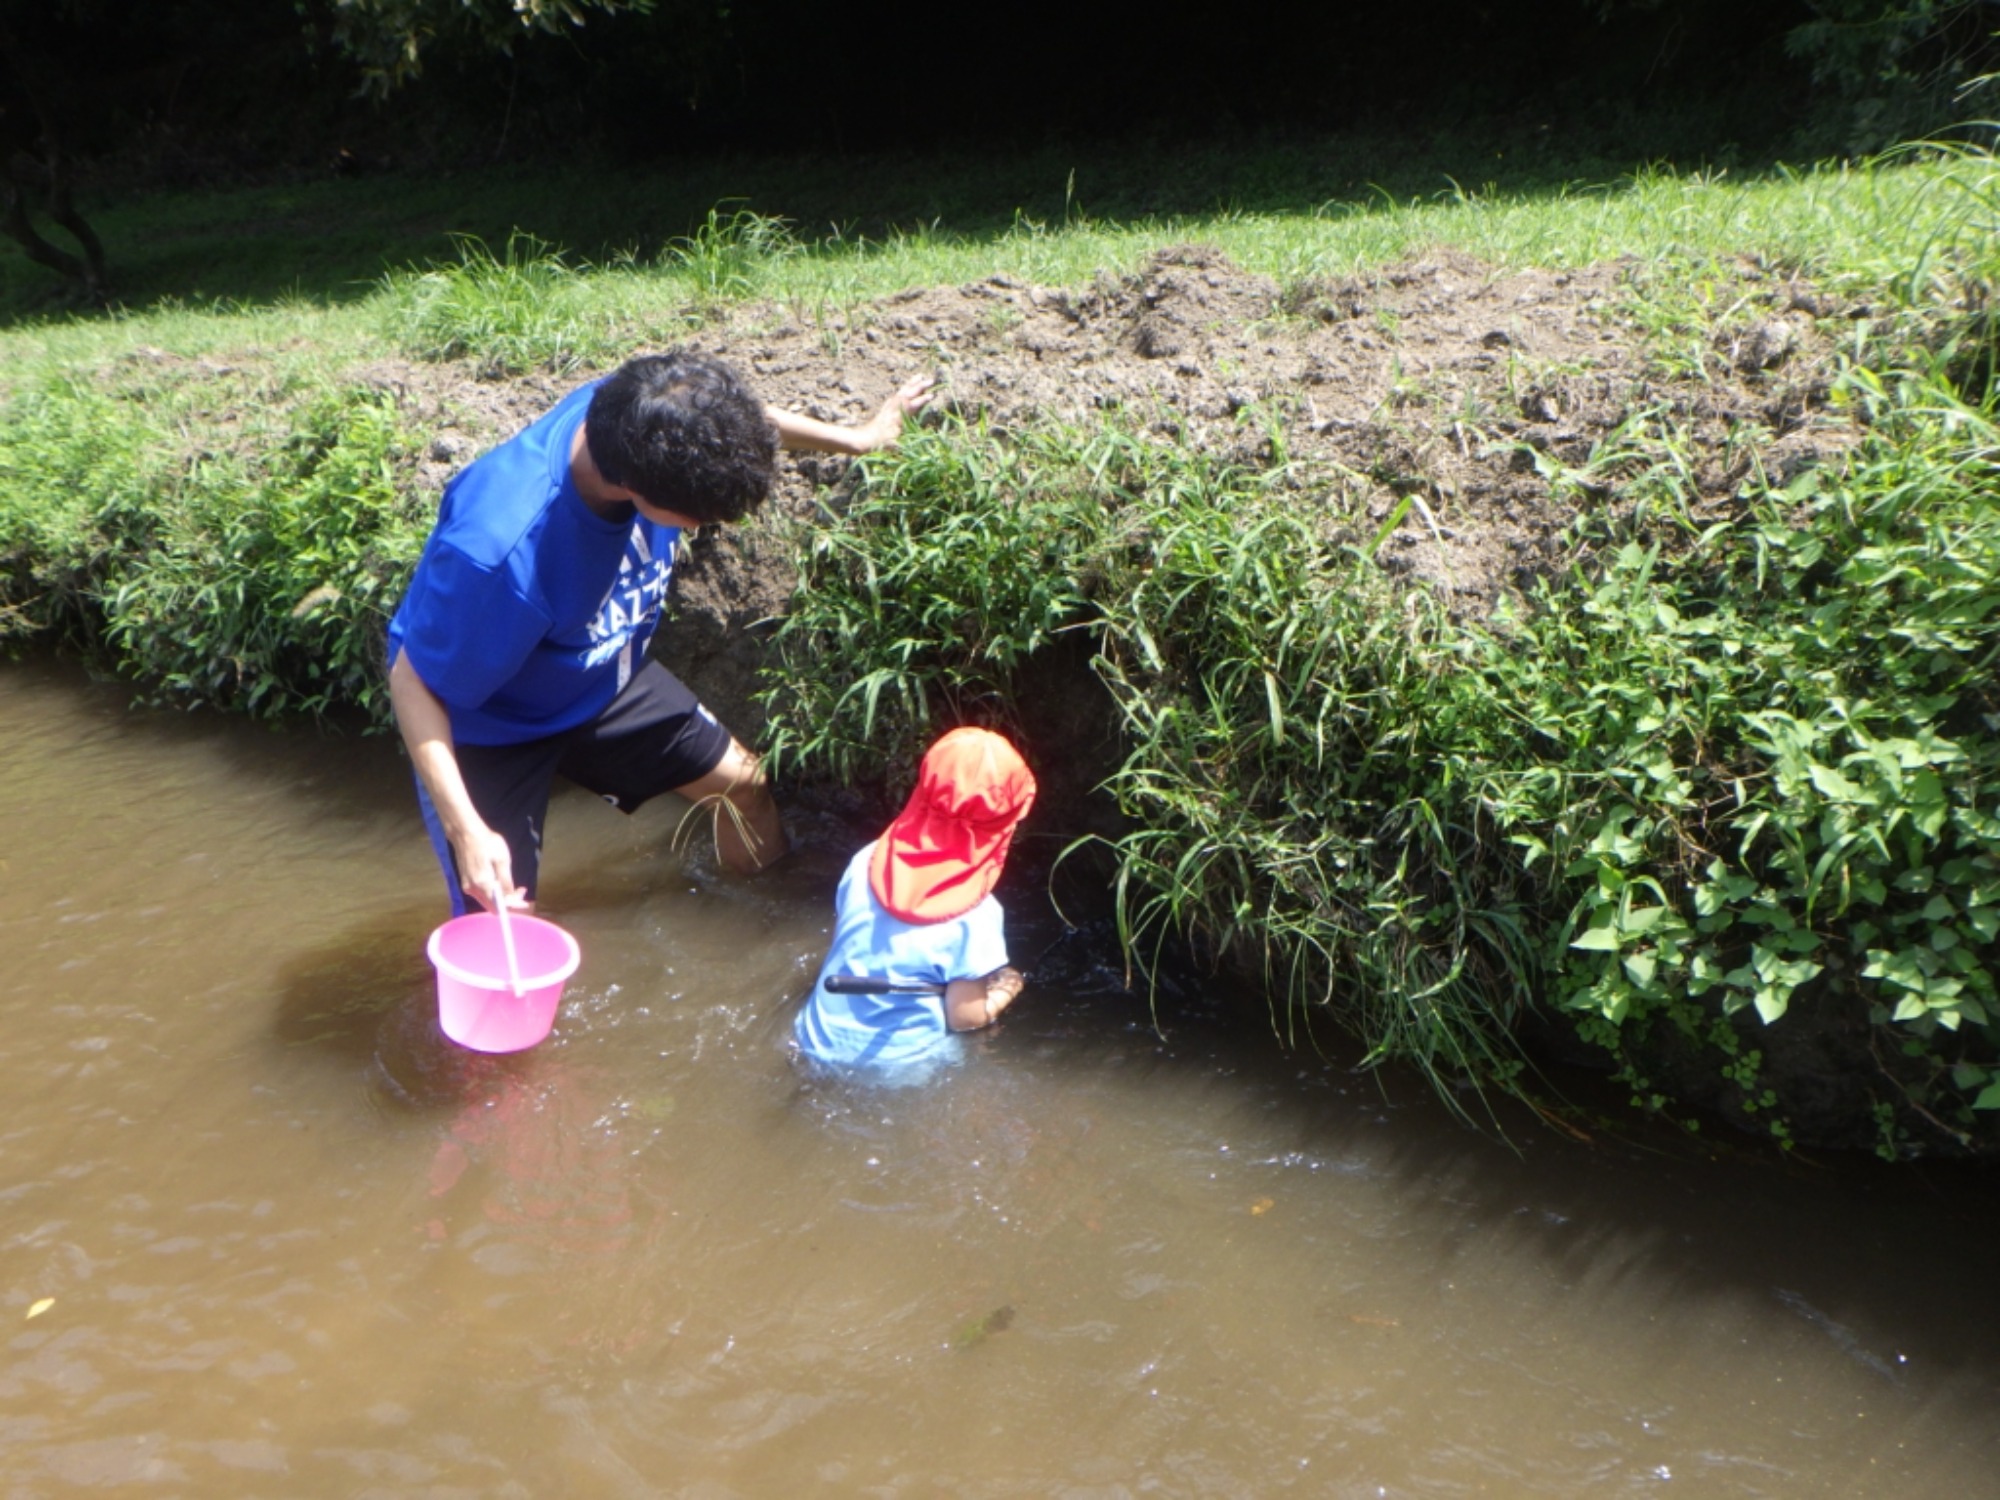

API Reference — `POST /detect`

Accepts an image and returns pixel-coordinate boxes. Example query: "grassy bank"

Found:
[3,138,1996,1154]
[765,370,1999,1153]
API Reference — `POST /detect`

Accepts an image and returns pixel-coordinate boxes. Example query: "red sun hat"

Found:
[870,727,1038,924]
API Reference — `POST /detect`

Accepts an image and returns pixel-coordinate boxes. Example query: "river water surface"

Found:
[4,660,1999,1498]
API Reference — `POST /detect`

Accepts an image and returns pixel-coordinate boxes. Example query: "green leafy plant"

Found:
[378,232,618,375]
[761,418,1115,783]
[1467,363,2000,1149]
[0,373,428,721]
[664,206,800,313]
[0,374,164,646]
[97,388,430,718]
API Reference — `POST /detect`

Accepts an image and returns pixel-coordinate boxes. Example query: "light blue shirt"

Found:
[795,843,1011,1072]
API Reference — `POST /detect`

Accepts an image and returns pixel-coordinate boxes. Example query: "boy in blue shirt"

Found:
[388,349,932,915]
[796,727,1038,1073]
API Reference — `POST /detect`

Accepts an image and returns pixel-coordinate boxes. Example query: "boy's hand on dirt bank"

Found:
[857,372,939,451]
[766,373,939,456]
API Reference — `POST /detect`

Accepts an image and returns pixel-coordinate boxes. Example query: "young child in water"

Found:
[794,726,1037,1073]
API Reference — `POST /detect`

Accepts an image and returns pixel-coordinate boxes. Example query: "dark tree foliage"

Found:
[0,16,106,301]
[1783,0,2000,149]
[0,0,1995,299]
[0,0,1834,168]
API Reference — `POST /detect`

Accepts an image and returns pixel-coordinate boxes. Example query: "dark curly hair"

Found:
[585,350,779,525]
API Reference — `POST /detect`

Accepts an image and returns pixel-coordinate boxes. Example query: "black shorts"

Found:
[417,659,735,912]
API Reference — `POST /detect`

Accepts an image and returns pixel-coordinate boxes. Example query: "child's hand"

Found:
[982,966,1026,1024]
[945,965,1025,1031]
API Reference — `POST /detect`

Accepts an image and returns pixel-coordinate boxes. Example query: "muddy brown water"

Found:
[4,658,1999,1498]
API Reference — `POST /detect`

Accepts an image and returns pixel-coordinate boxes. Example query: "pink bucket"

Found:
[426,911,582,1053]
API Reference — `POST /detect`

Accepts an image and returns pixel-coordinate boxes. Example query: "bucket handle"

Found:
[490,886,526,998]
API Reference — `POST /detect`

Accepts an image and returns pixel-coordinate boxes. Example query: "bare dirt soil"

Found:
[380,244,1858,750]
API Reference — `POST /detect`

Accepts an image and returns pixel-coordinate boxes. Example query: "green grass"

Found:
[361,151,2000,360]
[7,145,1990,387]
[3,108,1803,321]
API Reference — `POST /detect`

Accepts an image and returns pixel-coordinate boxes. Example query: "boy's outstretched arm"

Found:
[767,373,937,456]
[946,967,1026,1032]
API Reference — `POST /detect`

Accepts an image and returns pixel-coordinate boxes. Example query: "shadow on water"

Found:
[1093,959,2000,1404]
[267,901,434,1060]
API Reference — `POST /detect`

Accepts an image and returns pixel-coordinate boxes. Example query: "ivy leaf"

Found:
[1908,769,1949,839]
[1571,923,1621,953]
[1752,945,1821,988]
[1694,860,1759,916]
[1622,905,1670,936]
[1748,945,1821,1025]
[1864,948,1936,989]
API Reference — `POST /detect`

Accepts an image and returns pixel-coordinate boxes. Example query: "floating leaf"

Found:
[952,1304,1016,1349]
[1250,1197,1275,1216]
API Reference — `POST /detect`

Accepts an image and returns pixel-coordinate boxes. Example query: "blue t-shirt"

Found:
[387,382,681,746]
[795,843,1012,1072]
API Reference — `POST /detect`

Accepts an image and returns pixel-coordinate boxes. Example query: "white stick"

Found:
[490,888,526,998]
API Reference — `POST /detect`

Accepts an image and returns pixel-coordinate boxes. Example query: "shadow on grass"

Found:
[0,107,1804,328]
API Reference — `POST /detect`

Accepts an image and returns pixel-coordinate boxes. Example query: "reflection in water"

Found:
[4,657,2000,1497]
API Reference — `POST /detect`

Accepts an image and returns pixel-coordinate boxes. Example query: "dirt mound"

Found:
[392,246,1857,745]
[682,246,1852,738]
